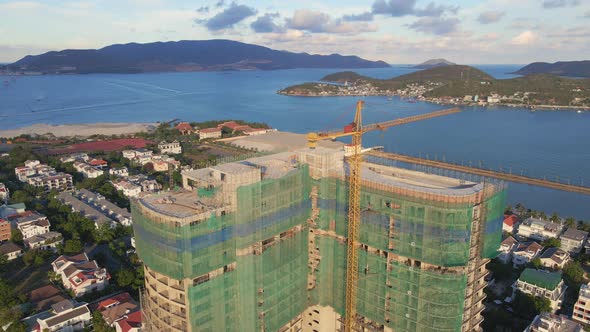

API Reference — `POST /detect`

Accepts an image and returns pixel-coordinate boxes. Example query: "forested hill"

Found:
[8,40,389,74]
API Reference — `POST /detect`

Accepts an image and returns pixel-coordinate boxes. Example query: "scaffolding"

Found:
[133,158,506,332]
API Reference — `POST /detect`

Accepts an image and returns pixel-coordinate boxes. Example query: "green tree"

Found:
[550,212,560,223]
[115,268,136,288]
[10,229,23,245]
[532,296,552,313]
[529,258,542,269]
[63,239,83,254]
[542,238,561,248]
[9,190,32,205]
[563,261,585,286]
[95,223,115,244]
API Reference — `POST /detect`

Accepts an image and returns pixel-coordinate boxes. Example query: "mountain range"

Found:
[513,61,590,78]
[7,40,389,74]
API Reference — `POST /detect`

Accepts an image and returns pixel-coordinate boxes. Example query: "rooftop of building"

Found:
[0,241,22,255]
[225,131,344,152]
[561,228,588,241]
[138,189,225,220]
[540,247,569,264]
[578,283,590,300]
[504,214,519,226]
[519,268,562,290]
[28,285,68,312]
[528,313,583,332]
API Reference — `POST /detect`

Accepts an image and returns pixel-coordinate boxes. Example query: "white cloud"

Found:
[0,1,42,10]
[511,30,539,45]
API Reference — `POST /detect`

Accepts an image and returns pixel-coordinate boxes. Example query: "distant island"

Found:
[278,65,590,110]
[513,61,590,78]
[1,39,389,74]
[413,59,455,69]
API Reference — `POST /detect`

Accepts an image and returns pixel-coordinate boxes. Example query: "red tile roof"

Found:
[199,127,221,133]
[218,121,240,130]
[88,159,107,166]
[176,122,193,132]
[503,214,519,227]
[97,292,134,311]
[115,310,142,332]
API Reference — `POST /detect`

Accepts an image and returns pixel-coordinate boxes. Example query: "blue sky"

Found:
[0,0,589,63]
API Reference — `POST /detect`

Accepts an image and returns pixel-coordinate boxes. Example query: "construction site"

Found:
[131,102,511,332]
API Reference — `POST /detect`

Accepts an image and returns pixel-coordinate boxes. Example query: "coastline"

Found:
[0,122,156,139]
[277,91,590,112]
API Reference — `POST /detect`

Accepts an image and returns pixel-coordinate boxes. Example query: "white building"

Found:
[198,127,222,139]
[560,228,588,254]
[60,153,89,163]
[36,300,92,332]
[513,268,567,313]
[540,247,570,269]
[525,312,583,332]
[25,231,63,251]
[109,167,129,177]
[14,160,73,192]
[158,140,182,154]
[573,283,590,325]
[497,236,519,264]
[52,253,110,297]
[112,180,142,198]
[518,218,564,242]
[9,211,51,239]
[0,242,23,261]
[0,183,9,203]
[513,241,544,267]
[73,161,104,179]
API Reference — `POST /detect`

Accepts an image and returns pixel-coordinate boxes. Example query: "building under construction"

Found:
[132,143,505,332]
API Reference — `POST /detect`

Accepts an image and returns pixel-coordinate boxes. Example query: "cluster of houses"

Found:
[0,206,64,262]
[57,189,132,228]
[497,214,590,330]
[111,172,161,198]
[19,253,141,331]
[175,121,274,138]
[122,147,180,172]
[14,160,73,192]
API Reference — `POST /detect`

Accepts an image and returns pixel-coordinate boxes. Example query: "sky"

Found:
[0,0,589,64]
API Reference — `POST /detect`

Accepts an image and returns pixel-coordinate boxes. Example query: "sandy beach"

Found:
[0,122,156,138]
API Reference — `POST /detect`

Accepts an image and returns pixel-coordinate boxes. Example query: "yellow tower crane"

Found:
[307,101,461,331]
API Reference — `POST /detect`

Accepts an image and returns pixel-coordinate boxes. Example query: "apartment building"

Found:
[513,268,566,312]
[158,140,182,154]
[560,228,588,254]
[14,160,73,192]
[518,218,563,242]
[572,283,590,325]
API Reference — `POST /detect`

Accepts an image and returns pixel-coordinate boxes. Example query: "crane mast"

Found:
[306,102,460,331]
[344,100,363,332]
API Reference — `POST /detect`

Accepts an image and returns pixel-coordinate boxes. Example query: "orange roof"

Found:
[200,127,221,133]
[115,310,142,332]
[88,159,107,166]
[176,122,193,131]
[503,214,519,227]
[218,121,240,129]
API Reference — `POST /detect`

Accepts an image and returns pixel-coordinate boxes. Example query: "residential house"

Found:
[560,228,588,254]
[112,180,142,198]
[73,161,104,178]
[28,285,68,312]
[14,160,73,192]
[122,150,138,159]
[244,127,269,136]
[525,312,583,332]
[158,140,181,154]
[34,300,92,332]
[109,167,129,177]
[513,268,567,312]
[76,189,132,226]
[0,241,23,261]
[57,192,114,229]
[52,253,110,297]
[152,160,169,172]
[141,179,161,193]
[198,127,222,139]
[540,247,570,269]
[59,153,89,163]
[9,211,50,239]
[0,218,10,242]
[88,158,108,169]
[573,283,590,325]
[25,231,63,251]
[497,236,519,264]
[518,218,564,242]
[0,182,9,203]
[503,214,519,233]
[96,292,141,329]
[176,122,194,135]
[114,310,142,332]
[513,241,544,267]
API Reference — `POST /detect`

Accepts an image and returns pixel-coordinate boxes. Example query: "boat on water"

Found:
[578,110,583,114]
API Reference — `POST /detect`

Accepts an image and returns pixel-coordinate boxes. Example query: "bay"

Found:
[1,65,589,219]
